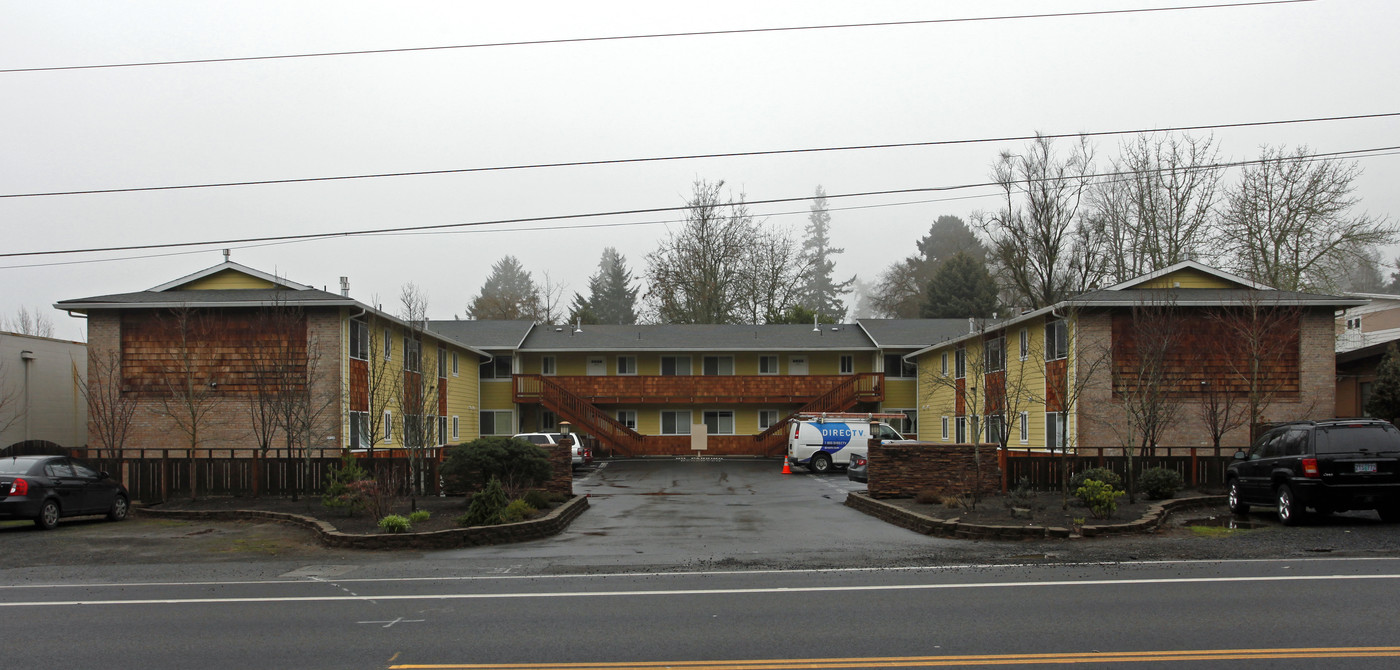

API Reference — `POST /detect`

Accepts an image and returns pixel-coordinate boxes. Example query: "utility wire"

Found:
[3,143,1394,261]
[2,111,1394,200]
[0,1,1316,75]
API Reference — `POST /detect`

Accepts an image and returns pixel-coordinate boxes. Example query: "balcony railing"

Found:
[515,374,880,405]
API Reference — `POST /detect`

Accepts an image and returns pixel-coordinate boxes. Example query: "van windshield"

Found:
[1314,424,1400,454]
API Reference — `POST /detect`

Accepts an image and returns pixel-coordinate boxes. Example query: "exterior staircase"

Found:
[752,373,884,456]
[514,374,647,456]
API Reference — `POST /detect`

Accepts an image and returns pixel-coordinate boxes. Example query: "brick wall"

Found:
[866,441,1001,500]
[543,442,574,497]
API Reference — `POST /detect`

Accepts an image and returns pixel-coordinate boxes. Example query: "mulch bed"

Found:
[880,489,1212,529]
[148,494,517,535]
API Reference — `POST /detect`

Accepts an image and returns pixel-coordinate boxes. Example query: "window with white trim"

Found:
[451,352,459,376]
[451,415,460,440]
[541,356,556,375]
[758,409,780,431]
[403,338,422,373]
[955,416,967,443]
[438,416,448,446]
[702,356,734,375]
[1046,411,1067,451]
[941,416,949,441]
[616,410,638,430]
[1046,319,1069,361]
[1019,328,1029,361]
[481,356,513,380]
[985,415,1005,445]
[349,411,370,449]
[350,318,368,361]
[702,410,735,435]
[758,355,779,375]
[617,356,637,375]
[383,411,393,443]
[660,410,692,435]
[984,334,1005,373]
[480,410,514,436]
[954,348,966,379]
[883,354,915,378]
[437,347,448,377]
[941,352,948,376]
[660,356,691,375]
[839,355,854,374]
[383,328,393,360]
[1019,411,1029,443]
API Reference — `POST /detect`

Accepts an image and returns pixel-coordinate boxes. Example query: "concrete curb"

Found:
[137,495,590,550]
[845,491,1225,540]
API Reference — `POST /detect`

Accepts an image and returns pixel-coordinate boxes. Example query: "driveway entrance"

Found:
[440,458,951,569]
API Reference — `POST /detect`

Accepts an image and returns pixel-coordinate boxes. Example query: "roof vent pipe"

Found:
[573,318,583,335]
[339,276,350,297]
[968,317,975,334]
[813,315,820,333]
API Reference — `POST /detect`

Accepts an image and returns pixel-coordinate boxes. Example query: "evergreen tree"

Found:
[566,292,599,325]
[586,247,639,324]
[768,305,840,325]
[466,256,541,320]
[870,215,987,318]
[798,186,854,319]
[1366,344,1400,425]
[920,251,999,318]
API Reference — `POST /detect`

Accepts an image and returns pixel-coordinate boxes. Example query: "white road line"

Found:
[3,573,1399,608]
[3,556,1398,591]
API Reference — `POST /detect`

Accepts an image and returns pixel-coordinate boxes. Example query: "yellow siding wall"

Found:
[441,347,481,444]
[915,319,1055,448]
[884,379,917,408]
[1135,268,1243,289]
[178,270,278,290]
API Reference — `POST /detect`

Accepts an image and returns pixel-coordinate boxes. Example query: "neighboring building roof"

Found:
[427,320,536,350]
[55,288,355,310]
[1337,336,1400,366]
[148,261,314,292]
[856,318,972,349]
[516,323,877,352]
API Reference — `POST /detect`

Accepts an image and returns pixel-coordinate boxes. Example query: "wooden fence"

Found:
[76,449,435,503]
[998,446,1235,492]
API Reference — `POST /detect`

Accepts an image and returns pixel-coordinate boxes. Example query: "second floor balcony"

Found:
[514,372,884,405]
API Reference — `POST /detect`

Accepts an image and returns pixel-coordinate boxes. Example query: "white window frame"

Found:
[1046,411,1067,451]
[541,356,557,376]
[758,355,779,375]
[1046,319,1069,361]
[941,416,949,441]
[452,352,460,376]
[941,352,948,376]
[839,355,854,375]
[616,410,638,430]
[482,355,513,380]
[955,416,967,444]
[954,349,966,379]
[437,346,448,378]
[660,356,692,376]
[349,410,370,449]
[383,411,393,443]
[617,356,638,375]
[452,415,460,440]
[702,410,735,435]
[1019,328,1029,361]
[984,334,1005,373]
[383,328,393,360]
[757,409,780,431]
[350,318,369,361]
[480,410,514,436]
[702,356,735,376]
[1019,411,1029,444]
[660,410,692,435]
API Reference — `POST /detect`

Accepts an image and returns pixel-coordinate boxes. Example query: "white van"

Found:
[786,414,908,474]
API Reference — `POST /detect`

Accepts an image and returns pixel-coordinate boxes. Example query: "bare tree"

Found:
[245,301,335,499]
[2,307,55,338]
[0,359,21,440]
[1034,306,1112,509]
[645,180,758,324]
[978,134,1103,309]
[148,306,228,500]
[919,327,994,508]
[738,225,815,324]
[1207,293,1305,438]
[397,283,441,501]
[1090,133,1223,283]
[1219,145,1397,293]
[79,349,136,460]
[1195,364,1248,458]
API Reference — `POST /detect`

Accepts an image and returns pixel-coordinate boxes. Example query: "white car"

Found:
[512,432,592,469]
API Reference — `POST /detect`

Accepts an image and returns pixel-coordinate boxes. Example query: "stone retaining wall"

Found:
[138,495,589,550]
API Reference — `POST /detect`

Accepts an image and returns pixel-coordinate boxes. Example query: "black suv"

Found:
[1227,419,1400,525]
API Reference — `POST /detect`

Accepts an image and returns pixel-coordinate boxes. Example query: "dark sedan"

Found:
[0,456,130,530]
[847,453,868,483]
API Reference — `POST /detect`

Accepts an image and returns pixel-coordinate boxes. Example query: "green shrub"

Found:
[1069,467,1123,491]
[1075,480,1125,519]
[322,455,373,514]
[500,499,537,523]
[408,509,431,524]
[1137,467,1184,500]
[458,477,510,526]
[441,437,552,497]
[378,514,411,533]
[521,489,551,510]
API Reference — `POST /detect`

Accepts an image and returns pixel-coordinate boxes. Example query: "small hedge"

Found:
[1069,467,1123,491]
[1137,467,1184,500]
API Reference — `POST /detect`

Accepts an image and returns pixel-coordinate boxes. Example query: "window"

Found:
[661,356,691,375]
[403,338,422,372]
[1046,412,1067,451]
[758,355,779,375]
[70,460,99,479]
[349,318,368,360]
[1019,328,1029,361]
[541,356,556,375]
[758,409,780,430]
[941,352,948,376]
[481,355,513,380]
[955,416,967,443]
[883,354,915,378]
[1019,411,1029,443]
[383,328,393,360]
[480,410,513,436]
[349,411,370,449]
[941,416,949,441]
[703,356,734,375]
[661,410,692,435]
[437,347,447,377]
[703,410,735,435]
[954,349,966,379]
[383,411,393,443]
[540,410,559,432]
[986,415,1005,445]
[984,335,1005,373]
[617,356,637,375]
[45,461,74,478]
[839,355,854,375]
[1046,319,1069,361]
[452,352,459,376]
[404,415,425,447]
[451,415,460,440]
[616,410,638,430]
[885,409,916,437]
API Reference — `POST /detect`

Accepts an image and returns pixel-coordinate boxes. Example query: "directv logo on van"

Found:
[818,424,858,448]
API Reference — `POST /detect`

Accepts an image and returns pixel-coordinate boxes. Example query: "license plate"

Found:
[1355,462,1378,473]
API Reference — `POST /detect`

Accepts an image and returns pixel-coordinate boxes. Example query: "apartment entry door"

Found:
[789,356,809,375]
[587,357,606,375]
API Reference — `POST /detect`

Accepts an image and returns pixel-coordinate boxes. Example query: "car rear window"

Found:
[1314,424,1400,454]
[0,458,41,475]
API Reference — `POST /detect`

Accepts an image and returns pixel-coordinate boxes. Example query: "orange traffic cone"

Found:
[781,460,792,475]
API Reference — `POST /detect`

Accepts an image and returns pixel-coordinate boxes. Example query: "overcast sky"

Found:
[3,0,1398,341]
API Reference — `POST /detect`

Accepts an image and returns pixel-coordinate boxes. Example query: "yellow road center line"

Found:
[388,646,1400,669]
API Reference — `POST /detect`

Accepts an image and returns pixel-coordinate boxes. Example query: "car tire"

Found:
[34,499,60,530]
[1276,484,1302,526]
[107,493,130,522]
[1227,480,1249,515]
[809,453,832,474]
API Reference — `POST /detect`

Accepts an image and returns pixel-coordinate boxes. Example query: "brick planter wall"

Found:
[866,441,1001,500]
[544,442,573,497]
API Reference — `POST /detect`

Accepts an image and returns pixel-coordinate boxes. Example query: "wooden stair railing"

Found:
[752,373,884,455]
[515,374,646,456]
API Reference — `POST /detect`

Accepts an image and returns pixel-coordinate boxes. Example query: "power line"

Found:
[3,144,1394,262]
[3,111,1394,200]
[0,1,1316,75]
